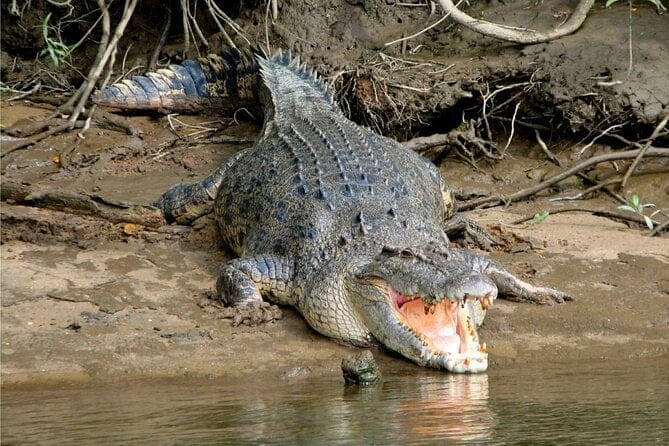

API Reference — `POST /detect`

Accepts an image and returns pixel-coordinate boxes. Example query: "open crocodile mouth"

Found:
[388,286,492,373]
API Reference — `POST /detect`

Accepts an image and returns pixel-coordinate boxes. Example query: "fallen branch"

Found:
[649,220,669,237]
[148,4,172,70]
[1,181,164,228]
[436,0,596,44]
[403,121,499,162]
[458,148,669,211]
[2,1,139,158]
[534,130,561,166]
[510,207,664,231]
[0,121,83,157]
[69,0,139,124]
[550,178,622,202]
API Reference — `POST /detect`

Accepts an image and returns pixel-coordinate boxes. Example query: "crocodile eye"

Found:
[400,249,414,258]
[380,246,415,258]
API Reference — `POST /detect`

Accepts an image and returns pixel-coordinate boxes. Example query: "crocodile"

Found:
[94,48,571,373]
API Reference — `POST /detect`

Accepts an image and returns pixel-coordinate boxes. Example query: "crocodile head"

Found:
[346,245,496,373]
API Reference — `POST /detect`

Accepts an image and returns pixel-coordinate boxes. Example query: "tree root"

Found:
[403,120,499,162]
[620,114,668,189]
[1,121,83,158]
[1,112,143,158]
[436,0,596,44]
[2,0,140,158]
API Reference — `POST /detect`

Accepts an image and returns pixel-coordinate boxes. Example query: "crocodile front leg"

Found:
[216,255,296,307]
[452,248,572,305]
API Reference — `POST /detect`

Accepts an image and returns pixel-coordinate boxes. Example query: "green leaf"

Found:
[47,47,59,67]
[618,205,636,213]
[532,211,550,224]
[605,0,619,7]
[630,193,640,209]
[643,215,653,231]
[643,215,654,230]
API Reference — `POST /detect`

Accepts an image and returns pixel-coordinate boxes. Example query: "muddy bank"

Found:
[2,0,668,138]
[2,100,668,387]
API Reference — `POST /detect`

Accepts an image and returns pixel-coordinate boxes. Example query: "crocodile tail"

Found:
[257,50,338,118]
[92,47,262,114]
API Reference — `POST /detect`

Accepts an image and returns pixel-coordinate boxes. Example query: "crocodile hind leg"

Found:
[154,151,245,224]
[216,255,296,307]
[433,167,500,250]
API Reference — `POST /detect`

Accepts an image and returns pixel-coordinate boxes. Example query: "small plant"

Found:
[531,210,550,225]
[618,193,659,230]
[605,0,667,13]
[38,13,72,68]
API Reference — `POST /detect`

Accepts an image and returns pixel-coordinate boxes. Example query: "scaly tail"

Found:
[92,47,262,114]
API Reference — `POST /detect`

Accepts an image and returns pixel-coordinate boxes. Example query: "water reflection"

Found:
[2,360,667,445]
[190,373,492,445]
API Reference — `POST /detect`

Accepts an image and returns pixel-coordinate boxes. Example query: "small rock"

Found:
[526,168,546,180]
[341,350,382,385]
[510,242,532,253]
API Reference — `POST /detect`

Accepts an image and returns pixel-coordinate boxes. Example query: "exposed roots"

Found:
[331,53,457,137]
[403,119,499,164]
[435,0,596,44]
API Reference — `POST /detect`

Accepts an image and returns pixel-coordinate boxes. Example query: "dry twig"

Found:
[620,114,668,189]
[534,130,561,166]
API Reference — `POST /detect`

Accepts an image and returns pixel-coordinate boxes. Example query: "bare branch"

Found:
[620,114,668,189]
[458,148,669,211]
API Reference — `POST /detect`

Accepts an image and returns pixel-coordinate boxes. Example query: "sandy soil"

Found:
[1,1,668,387]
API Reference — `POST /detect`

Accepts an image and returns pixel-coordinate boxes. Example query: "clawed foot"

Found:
[506,285,573,305]
[219,301,283,326]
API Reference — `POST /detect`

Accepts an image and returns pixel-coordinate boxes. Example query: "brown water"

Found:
[2,359,667,445]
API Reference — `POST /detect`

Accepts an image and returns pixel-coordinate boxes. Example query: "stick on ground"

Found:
[458,148,669,211]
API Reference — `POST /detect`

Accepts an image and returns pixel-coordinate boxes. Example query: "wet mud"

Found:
[2,102,667,387]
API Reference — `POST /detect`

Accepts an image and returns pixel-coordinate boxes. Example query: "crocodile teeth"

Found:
[480,296,493,310]
[423,301,436,315]
[479,342,487,353]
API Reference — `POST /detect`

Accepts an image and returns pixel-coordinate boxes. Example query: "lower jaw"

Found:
[424,351,489,373]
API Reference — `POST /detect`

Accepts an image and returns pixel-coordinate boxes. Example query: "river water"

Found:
[2,358,667,445]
